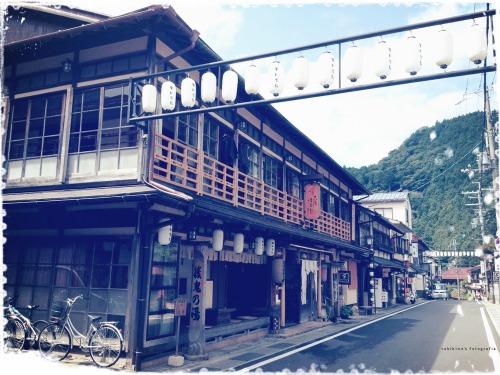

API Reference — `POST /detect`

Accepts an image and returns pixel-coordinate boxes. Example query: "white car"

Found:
[431,283,448,300]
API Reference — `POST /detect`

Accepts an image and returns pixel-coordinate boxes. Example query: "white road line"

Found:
[235,302,430,373]
[480,307,500,373]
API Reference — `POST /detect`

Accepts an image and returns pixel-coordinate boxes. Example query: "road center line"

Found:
[480,307,500,373]
[236,302,430,373]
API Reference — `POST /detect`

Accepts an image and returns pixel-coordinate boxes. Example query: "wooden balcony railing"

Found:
[151,134,351,241]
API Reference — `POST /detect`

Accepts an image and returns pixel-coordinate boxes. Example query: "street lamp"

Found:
[366,234,376,314]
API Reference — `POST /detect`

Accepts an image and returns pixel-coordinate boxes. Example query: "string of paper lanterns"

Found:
[211,229,275,256]
[141,25,488,113]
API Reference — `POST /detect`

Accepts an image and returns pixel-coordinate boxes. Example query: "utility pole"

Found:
[485,89,500,237]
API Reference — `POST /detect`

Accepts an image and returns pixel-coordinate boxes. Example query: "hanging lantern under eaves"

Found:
[254,236,264,255]
[435,29,453,69]
[212,229,224,252]
[245,64,260,95]
[161,81,176,111]
[344,45,362,82]
[467,23,487,65]
[222,70,238,103]
[233,233,244,254]
[292,56,309,90]
[158,225,173,245]
[317,51,335,88]
[181,77,196,108]
[265,238,275,257]
[141,83,157,113]
[269,60,285,97]
[201,71,217,103]
[373,40,391,80]
[404,35,422,76]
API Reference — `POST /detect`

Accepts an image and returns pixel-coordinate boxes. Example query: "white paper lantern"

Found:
[233,233,244,254]
[467,23,487,65]
[344,45,363,82]
[181,77,196,108]
[269,61,285,97]
[245,64,260,95]
[374,40,391,80]
[222,70,238,103]
[161,81,176,111]
[292,56,309,90]
[212,229,224,252]
[158,225,173,245]
[369,271,374,277]
[265,238,275,256]
[254,236,264,255]
[435,29,453,69]
[201,71,217,103]
[317,51,335,88]
[404,35,422,76]
[142,84,157,113]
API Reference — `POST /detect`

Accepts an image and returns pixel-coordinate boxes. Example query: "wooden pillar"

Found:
[317,256,322,319]
[280,248,286,328]
[186,245,208,360]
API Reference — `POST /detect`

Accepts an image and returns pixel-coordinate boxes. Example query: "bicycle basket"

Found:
[50,301,68,323]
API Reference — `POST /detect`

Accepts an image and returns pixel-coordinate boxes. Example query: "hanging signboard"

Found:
[174,297,187,316]
[338,271,351,285]
[304,183,321,220]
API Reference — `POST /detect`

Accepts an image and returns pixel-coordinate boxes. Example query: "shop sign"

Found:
[174,297,187,316]
[304,183,321,220]
[339,271,351,285]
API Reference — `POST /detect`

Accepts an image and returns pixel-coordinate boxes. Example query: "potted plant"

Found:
[340,305,353,319]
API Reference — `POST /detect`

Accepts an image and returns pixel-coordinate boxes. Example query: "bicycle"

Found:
[37,294,123,368]
[3,297,48,351]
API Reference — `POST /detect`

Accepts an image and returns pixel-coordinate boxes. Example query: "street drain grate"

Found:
[269,342,293,349]
[229,352,263,361]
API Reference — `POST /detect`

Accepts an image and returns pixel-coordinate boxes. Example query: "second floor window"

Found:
[203,118,219,158]
[69,83,138,175]
[263,155,283,189]
[286,168,301,198]
[178,114,198,148]
[239,141,260,179]
[5,93,64,180]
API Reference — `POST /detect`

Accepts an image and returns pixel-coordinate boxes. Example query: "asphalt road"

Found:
[239,300,500,373]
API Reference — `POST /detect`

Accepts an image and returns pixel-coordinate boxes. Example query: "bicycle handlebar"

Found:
[67,294,84,306]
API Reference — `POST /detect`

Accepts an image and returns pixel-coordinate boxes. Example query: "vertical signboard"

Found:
[304,183,321,220]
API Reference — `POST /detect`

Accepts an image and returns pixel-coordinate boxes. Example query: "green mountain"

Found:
[346,111,498,264]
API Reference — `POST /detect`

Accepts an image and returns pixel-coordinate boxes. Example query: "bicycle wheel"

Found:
[89,325,123,367]
[38,323,71,361]
[3,318,26,351]
[28,320,49,349]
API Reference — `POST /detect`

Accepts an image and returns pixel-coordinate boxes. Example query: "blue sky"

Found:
[26,1,498,168]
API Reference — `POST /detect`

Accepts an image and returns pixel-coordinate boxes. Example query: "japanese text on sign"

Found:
[191,265,202,321]
[304,183,320,220]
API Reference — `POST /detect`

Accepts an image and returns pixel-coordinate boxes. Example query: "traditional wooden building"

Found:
[2,5,372,370]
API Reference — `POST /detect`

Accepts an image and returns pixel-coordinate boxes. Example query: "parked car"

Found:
[431,283,448,300]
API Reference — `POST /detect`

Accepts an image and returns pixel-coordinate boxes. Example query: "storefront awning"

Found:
[374,257,405,270]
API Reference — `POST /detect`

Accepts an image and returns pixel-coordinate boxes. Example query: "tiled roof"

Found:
[354,192,410,203]
[441,267,474,280]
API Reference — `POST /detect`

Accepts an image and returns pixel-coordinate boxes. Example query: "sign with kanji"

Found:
[304,183,320,220]
[338,271,351,285]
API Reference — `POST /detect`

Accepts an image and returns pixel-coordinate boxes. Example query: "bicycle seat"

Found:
[88,315,102,324]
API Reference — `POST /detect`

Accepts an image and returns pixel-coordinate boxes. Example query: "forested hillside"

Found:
[346,111,497,260]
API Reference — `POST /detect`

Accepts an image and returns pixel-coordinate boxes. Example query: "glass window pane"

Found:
[11,121,27,140]
[72,92,83,112]
[36,266,52,285]
[108,290,127,314]
[83,89,100,111]
[46,95,63,116]
[110,266,128,288]
[9,140,24,159]
[81,110,99,131]
[104,86,123,108]
[79,131,98,152]
[30,98,46,118]
[68,134,80,153]
[42,136,59,156]
[26,138,42,157]
[20,265,36,284]
[28,119,44,138]
[44,116,61,136]
[13,99,28,121]
[119,127,138,148]
[97,61,112,76]
[92,266,110,288]
[102,108,121,129]
[89,289,108,313]
[101,129,119,150]
[71,114,81,133]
